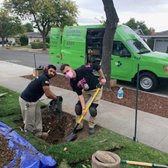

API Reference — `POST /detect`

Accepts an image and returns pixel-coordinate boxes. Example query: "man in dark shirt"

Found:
[19,64,58,139]
[60,64,106,134]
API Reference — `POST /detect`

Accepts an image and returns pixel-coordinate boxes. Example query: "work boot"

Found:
[88,116,96,135]
[35,132,49,140]
[76,115,83,132]
[88,127,95,135]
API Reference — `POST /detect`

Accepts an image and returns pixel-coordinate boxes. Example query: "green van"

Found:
[49,24,168,92]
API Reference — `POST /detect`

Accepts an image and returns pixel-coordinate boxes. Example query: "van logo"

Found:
[66,29,81,36]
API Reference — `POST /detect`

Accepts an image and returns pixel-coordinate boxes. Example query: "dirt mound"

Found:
[0,135,18,167]
[15,107,101,144]
[42,108,101,144]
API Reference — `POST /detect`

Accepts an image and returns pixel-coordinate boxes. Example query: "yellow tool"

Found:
[66,84,102,141]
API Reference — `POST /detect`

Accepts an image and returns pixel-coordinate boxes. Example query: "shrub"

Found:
[31,42,43,49]
[20,35,28,46]
[31,42,49,49]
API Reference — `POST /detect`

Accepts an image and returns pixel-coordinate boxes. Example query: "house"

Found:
[141,30,168,53]
[26,32,43,45]
[150,31,168,53]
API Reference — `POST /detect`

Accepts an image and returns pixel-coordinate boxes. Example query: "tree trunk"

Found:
[102,0,119,88]
[42,34,46,51]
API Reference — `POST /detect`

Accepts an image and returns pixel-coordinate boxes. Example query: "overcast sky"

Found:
[1,0,168,32]
[74,0,168,32]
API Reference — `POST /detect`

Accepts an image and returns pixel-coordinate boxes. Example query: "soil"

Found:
[42,109,101,144]
[0,134,20,168]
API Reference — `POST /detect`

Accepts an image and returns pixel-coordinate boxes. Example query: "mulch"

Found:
[22,74,168,118]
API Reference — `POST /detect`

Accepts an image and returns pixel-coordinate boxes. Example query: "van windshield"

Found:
[127,39,151,54]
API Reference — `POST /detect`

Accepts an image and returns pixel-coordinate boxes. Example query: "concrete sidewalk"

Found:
[0,60,168,154]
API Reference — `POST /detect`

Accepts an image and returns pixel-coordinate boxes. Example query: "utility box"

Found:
[32,68,43,77]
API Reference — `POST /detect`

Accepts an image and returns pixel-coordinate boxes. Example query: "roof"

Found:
[155,30,168,36]
[141,30,168,39]
[26,32,42,38]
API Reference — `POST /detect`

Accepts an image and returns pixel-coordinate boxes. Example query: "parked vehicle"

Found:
[49,24,168,92]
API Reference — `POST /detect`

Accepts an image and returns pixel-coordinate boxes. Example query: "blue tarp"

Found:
[0,122,57,168]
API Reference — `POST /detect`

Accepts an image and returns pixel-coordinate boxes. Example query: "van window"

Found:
[112,41,130,57]
[127,39,151,54]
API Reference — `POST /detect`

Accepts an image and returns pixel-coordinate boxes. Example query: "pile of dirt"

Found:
[0,135,15,167]
[15,107,101,144]
[24,74,168,118]
[41,108,101,144]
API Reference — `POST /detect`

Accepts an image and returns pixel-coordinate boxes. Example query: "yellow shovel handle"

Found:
[77,87,101,124]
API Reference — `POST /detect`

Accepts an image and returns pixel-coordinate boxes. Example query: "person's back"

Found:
[21,74,49,102]
[70,64,100,94]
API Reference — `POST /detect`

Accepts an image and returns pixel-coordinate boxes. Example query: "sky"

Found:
[0,0,168,32]
[73,0,168,32]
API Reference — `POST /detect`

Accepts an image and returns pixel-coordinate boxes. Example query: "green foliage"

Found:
[31,41,49,49]
[23,23,34,32]
[4,0,78,50]
[1,85,168,167]
[20,35,28,46]
[0,87,20,117]
[31,41,43,49]
[124,18,152,35]
[0,8,23,46]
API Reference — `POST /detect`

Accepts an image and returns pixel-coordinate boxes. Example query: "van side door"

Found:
[111,41,135,81]
[49,28,62,64]
[61,27,86,68]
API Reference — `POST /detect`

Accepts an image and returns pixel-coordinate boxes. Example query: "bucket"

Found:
[92,151,120,168]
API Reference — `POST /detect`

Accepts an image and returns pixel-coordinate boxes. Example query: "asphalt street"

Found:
[0,47,50,68]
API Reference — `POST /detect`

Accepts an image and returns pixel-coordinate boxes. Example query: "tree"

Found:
[101,0,119,88]
[0,8,23,47]
[23,23,34,32]
[124,18,153,35]
[4,0,78,50]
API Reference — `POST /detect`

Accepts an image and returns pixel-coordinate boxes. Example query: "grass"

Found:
[1,85,168,168]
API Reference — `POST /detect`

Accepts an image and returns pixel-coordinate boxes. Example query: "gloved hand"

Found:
[49,96,63,113]
[49,99,57,112]
[56,96,63,102]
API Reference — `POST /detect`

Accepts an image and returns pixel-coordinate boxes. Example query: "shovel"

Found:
[66,84,102,142]
[121,160,168,168]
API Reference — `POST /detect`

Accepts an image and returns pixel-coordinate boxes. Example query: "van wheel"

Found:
[139,72,158,92]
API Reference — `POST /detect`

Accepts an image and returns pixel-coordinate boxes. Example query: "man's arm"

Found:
[97,68,106,85]
[78,94,86,110]
[43,85,57,99]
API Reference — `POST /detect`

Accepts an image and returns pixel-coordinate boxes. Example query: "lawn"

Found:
[1,85,168,168]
